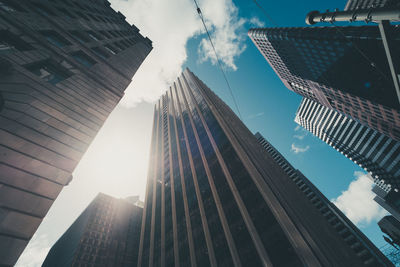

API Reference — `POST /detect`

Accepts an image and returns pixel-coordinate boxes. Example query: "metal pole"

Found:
[378,20,400,105]
[306,8,400,106]
[306,7,400,25]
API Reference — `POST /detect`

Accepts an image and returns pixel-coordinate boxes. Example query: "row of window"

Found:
[0,0,126,27]
[0,29,138,86]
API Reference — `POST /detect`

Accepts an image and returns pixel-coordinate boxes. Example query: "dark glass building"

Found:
[138,68,392,266]
[0,1,151,265]
[248,25,400,142]
[43,193,143,267]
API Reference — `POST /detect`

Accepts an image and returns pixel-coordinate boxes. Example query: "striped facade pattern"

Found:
[255,132,395,265]
[344,0,399,10]
[0,0,151,265]
[138,69,392,267]
[248,26,400,142]
[295,98,400,191]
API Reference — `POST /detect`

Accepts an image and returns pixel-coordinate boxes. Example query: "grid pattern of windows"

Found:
[0,1,152,265]
[295,98,400,190]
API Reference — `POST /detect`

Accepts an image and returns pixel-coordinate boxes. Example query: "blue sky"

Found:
[16,0,389,265]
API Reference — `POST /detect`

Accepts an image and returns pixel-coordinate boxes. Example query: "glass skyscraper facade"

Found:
[43,193,143,267]
[0,0,151,265]
[138,68,392,266]
[248,25,400,142]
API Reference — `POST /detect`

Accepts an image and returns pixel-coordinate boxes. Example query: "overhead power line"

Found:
[192,0,243,120]
[252,0,278,27]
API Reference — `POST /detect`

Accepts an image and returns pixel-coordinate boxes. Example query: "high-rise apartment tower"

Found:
[248,25,400,142]
[295,97,400,190]
[43,193,143,266]
[138,68,392,266]
[0,0,151,265]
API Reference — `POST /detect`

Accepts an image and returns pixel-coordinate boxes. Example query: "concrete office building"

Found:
[43,193,143,266]
[138,69,392,266]
[0,0,151,265]
[248,25,400,142]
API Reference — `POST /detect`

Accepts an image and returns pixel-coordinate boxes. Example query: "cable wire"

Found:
[252,0,278,27]
[192,0,243,119]
[332,22,391,82]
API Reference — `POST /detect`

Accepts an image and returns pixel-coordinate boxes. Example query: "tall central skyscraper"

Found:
[0,0,151,265]
[138,69,392,266]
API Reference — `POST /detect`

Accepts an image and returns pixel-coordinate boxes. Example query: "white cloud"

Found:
[294,125,301,131]
[197,0,247,71]
[15,234,51,267]
[249,17,265,27]
[294,134,305,140]
[331,171,388,227]
[247,112,264,119]
[109,0,249,107]
[291,143,310,154]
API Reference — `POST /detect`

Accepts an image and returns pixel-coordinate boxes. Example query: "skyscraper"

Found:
[295,97,400,191]
[0,1,151,265]
[295,97,400,221]
[138,68,392,266]
[255,131,395,264]
[344,0,400,10]
[43,193,143,267]
[248,25,400,142]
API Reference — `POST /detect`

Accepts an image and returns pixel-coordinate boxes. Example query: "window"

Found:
[58,7,75,19]
[76,12,89,21]
[0,0,25,12]
[71,51,96,67]
[104,44,118,55]
[26,60,72,84]
[91,47,109,59]
[0,30,32,53]
[87,31,102,41]
[99,31,111,39]
[69,31,90,43]
[34,3,55,16]
[0,92,4,112]
[41,30,71,47]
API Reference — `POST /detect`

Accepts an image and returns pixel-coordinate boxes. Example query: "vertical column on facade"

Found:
[160,96,167,267]
[178,75,242,267]
[138,105,159,267]
[150,100,162,267]
[180,71,272,266]
[174,77,217,267]
[170,84,197,267]
[166,89,180,267]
